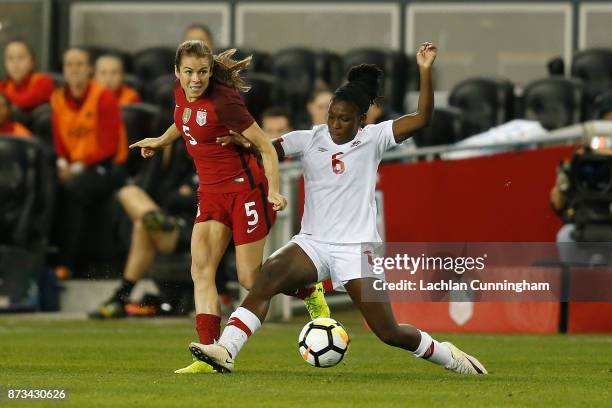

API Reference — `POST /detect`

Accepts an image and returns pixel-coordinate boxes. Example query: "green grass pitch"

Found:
[0,310,610,408]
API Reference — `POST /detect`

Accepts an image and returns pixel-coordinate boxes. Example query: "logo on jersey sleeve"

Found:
[350,140,362,148]
[182,108,192,124]
[196,110,207,126]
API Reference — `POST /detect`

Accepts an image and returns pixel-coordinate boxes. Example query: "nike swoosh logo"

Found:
[225,359,233,364]
[247,226,259,234]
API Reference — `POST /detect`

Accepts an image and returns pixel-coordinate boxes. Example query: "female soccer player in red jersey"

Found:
[192,43,488,375]
[130,40,329,373]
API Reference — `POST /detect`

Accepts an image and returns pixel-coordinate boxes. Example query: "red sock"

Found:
[293,286,315,300]
[195,313,221,344]
[322,279,334,293]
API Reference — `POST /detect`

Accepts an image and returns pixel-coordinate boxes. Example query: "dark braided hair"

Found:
[334,64,383,115]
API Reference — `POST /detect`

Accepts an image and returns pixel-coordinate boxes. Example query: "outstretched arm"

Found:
[392,43,437,143]
[241,122,288,211]
[129,124,182,158]
[217,131,286,161]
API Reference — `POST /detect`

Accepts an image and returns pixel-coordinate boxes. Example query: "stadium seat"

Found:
[132,47,175,100]
[121,103,160,179]
[123,74,143,95]
[342,49,407,112]
[571,48,612,118]
[547,56,565,76]
[270,48,340,118]
[30,104,53,148]
[44,72,65,88]
[0,136,56,247]
[11,106,31,128]
[521,77,584,130]
[242,72,281,124]
[217,47,273,73]
[149,74,175,107]
[449,77,515,139]
[0,136,56,311]
[412,107,464,147]
[404,54,420,92]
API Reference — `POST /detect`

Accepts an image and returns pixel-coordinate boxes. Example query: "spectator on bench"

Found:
[94,54,141,106]
[90,138,194,317]
[261,106,293,140]
[89,180,195,318]
[0,92,31,137]
[0,39,54,112]
[50,47,128,276]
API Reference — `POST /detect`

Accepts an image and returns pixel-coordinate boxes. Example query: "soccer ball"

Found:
[298,317,350,368]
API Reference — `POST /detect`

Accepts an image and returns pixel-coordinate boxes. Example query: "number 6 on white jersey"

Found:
[244,201,259,226]
[182,125,197,145]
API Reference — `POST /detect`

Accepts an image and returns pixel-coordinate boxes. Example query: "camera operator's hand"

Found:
[556,165,570,192]
[550,163,570,211]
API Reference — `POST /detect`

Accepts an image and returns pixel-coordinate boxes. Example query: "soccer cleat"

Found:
[89,299,126,319]
[303,283,330,319]
[174,359,216,374]
[443,342,488,375]
[142,210,179,232]
[189,342,234,373]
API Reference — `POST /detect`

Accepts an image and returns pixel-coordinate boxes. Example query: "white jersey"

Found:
[280,120,398,244]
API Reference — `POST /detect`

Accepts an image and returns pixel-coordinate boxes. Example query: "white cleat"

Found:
[189,342,234,373]
[443,342,488,375]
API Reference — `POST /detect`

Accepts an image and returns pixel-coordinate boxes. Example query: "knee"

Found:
[117,185,142,211]
[249,258,285,295]
[238,272,256,290]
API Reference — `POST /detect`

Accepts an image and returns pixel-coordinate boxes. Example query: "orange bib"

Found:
[51,81,127,164]
[117,85,141,106]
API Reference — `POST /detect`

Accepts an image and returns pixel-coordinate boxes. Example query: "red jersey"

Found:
[0,72,54,111]
[174,79,265,193]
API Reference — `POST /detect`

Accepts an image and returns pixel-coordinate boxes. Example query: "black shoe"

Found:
[89,299,127,319]
[142,210,178,233]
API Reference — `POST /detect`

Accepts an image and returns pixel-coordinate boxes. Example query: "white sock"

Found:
[412,330,452,366]
[218,307,262,358]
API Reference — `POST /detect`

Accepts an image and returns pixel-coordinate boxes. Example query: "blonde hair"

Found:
[175,40,251,92]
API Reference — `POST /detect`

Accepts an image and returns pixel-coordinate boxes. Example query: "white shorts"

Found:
[290,234,380,291]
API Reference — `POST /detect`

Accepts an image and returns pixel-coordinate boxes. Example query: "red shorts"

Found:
[195,182,276,245]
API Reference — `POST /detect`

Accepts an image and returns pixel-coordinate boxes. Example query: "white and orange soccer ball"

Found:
[298,318,350,368]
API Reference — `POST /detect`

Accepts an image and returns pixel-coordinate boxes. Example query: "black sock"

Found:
[113,279,136,303]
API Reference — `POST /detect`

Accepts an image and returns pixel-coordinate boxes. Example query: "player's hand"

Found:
[216,131,252,148]
[268,191,287,211]
[416,42,437,69]
[129,137,162,158]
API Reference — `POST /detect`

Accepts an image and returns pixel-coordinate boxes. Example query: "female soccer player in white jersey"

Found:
[191,43,487,375]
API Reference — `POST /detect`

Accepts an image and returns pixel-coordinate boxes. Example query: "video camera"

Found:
[567,148,612,241]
